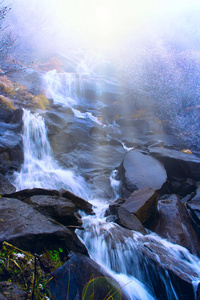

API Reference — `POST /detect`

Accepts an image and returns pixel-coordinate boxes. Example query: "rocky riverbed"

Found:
[1,67,200,299]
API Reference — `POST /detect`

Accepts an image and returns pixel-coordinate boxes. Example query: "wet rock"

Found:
[0,197,87,255]
[0,108,23,175]
[118,150,167,197]
[0,282,27,300]
[23,195,83,227]
[121,188,158,225]
[149,147,200,180]
[0,105,15,122]
[60,189,94,215]
[10,108,23,128]
[3,187,60,199]
[179,183,196,197]
[168,180,196,197]
[141,238,199,300]
[106,197,146,234]
[148,194,200,256]
[117,206,147,234]
[0,174,16,194]
[108,197,126,215]
[50,131,75,154]
[46,253,129,300]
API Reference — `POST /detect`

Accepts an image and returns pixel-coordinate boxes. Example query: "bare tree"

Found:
[118,43,200,150]
[0,1,14,62]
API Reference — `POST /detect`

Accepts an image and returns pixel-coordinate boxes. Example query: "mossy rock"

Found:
[33,95,49,110]
[0,76,15,94]
[0,95,16,110]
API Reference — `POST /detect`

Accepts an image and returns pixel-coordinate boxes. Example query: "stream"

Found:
[13,68,200,300]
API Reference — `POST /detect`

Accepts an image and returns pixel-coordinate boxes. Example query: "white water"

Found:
[13,70,200,299]
[13,109,89,199]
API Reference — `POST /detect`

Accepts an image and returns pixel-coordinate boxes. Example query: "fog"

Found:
[4,0,200,62]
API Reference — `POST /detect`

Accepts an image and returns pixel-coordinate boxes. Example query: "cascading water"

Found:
[13,67,200,300]
[78,203,200,300]
[13,109,89,199]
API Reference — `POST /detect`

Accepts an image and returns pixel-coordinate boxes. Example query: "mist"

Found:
[4,0,200,61]
[2,0,200,148]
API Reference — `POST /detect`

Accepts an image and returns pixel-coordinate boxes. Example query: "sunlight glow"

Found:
[9,0,200,53]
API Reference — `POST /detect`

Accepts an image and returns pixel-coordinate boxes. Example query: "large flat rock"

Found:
[24,195,82,227]
[118,150,167,197]
[149,147,200,180]
[0,197,87,255]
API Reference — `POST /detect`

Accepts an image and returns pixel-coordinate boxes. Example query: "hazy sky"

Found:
[4,0,200,57]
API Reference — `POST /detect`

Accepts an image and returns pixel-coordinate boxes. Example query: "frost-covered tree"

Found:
[0,1,14,64]
[118,42,200,150]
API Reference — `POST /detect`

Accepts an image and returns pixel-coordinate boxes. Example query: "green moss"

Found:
[33,95,49,110]
[0,242,66,299]
[0,95,16,110]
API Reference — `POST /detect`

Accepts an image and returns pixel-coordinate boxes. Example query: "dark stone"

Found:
[169,181,183,193]
[0,282,27,300]
[47,253,129,300]
[10,108,23,127]
[3,188,60,199]
[179,183,196,197]
[0,197,88,255]
[60,189,94,215]
[118,150,167,197]
[148,194,200,256]
[117,206,147,234]
[0,106,13,123]
[0,112,23,175]
[121,188,158,224]
[24,195,83,227]
[149,147,200,180]
[108,198,126,215]
[0,174,16,194]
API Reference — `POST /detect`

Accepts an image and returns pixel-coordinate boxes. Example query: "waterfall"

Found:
[43,69,84,106]
[13,109,89,199]
[13,71,200,300]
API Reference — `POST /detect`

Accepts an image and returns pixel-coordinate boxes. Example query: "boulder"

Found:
[147,194,200,256]
[23,195,83,227]
[149,147,200,180]
[0,174,16,194]
[106,197,146,234]
[46,253,129,300]
[60,189,94,215]
[0,197,87,255]
[117,206,147,234]
[121,188,158,224]
[118,150,167,197]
